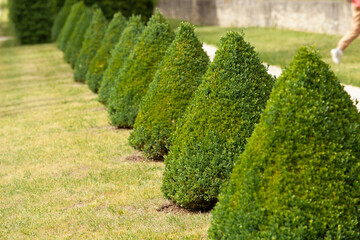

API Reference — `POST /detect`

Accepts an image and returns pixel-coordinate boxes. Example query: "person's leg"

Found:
[337,4,360,51]
[331,4,360,64]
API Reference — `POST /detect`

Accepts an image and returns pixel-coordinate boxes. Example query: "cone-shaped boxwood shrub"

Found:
[208,47,360,239]
[51,0,78,41]
[98,15,144,105]
[85,12,127,93]
[161,31,276,211]
[57,2,85,52]
[64,7,93,68]
[74,9,108,83]
[9,0,56,44]
[129,22,210,160]
[107,11,175,128]
[99,16,144,105]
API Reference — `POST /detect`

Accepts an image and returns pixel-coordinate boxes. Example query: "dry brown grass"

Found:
[0,43,210,239]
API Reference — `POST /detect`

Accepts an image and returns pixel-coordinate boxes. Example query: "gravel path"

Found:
[0,36,10,42]
[203,43,360,111]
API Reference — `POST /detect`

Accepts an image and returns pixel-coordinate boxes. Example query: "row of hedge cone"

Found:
[53,0,360,238]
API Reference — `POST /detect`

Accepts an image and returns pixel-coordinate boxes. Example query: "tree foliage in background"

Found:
[83,0,154,21]
[64,7,93,68]
[98,15,144,105]
[9,0,56,44]
[51,0,78,41]
[86,12,127,93]
[54,0,65,13]
[129,22,210,160]
[74,9,108,83]
[107,11,175,128]
[209,47,360,239]
[162,32,275,211]
[57,2,86,52]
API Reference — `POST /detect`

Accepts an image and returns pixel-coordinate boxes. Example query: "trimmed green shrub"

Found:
[64,7,93,68]
[84,0,154,21]
[74,9,108,83]
[51,0,78,41]
[161,31,275,211]
[209,47,360,239]
[57,2,86,52]
[85,12,127,93]
[98,15,144,105]
[9,0,56,44]
[129,22,210,160]
[107,11,175,128]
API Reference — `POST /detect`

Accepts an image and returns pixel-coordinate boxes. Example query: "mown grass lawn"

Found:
[195,26,360,87]
[0,44,210,239]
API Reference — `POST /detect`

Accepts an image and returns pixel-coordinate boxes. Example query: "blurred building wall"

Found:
[156,0,218,25]
[156,0,353,35]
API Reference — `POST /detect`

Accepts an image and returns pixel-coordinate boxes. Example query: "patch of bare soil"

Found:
[89,125,114,132]
[156,202,205,215]
[124,153,146,163]
[89,107,106,112]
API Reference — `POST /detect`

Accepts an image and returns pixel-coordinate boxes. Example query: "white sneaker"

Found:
[331,48,342,64]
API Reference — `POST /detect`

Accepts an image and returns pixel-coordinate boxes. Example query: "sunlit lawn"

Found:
[194,26,360,87]
[0,44,210,239]
[1,4,359,238]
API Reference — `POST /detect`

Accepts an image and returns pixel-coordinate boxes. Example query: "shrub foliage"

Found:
[9,0,56,44]
[84,0,154,21]
[54,0,66,13]
[74,9,108,83]
[161,32,275,211]
[129,22,210,160]
[57,2,86,52]
[51,0,78,41]
[107,11,175,128]
[209,47,360,239]
[98,15,144,105]
[86,12,127,93]
[64,7,93,68]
